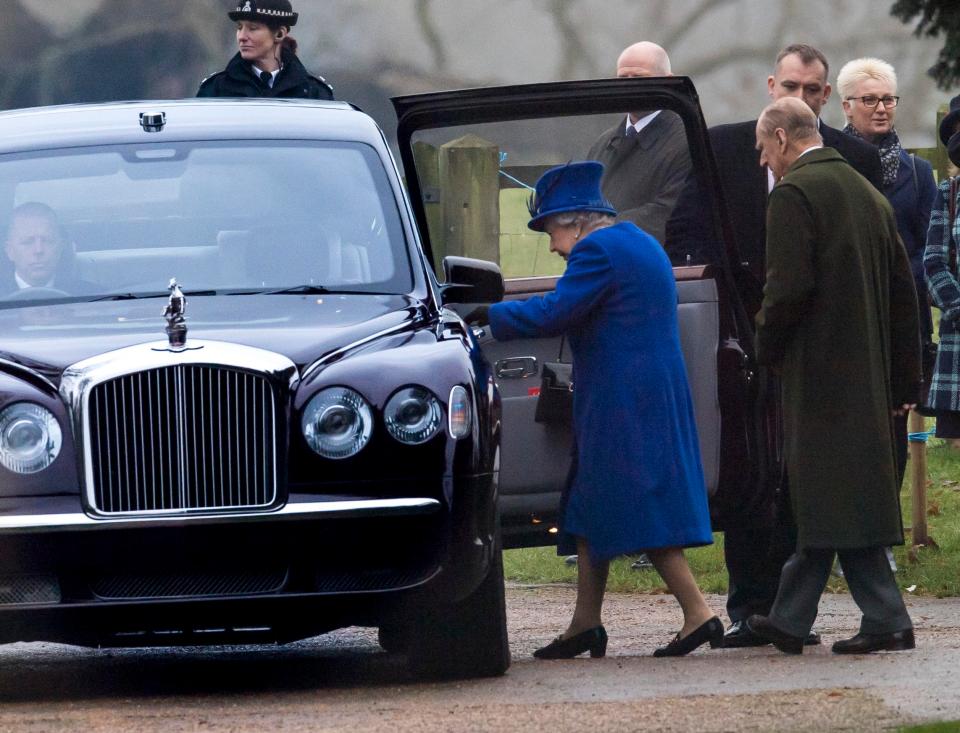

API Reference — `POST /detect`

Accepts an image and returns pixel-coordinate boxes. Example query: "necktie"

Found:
[625,126,639,139]
[260,70,273,88]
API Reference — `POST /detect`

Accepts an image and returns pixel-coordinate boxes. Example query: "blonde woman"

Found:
[838,57,936,486]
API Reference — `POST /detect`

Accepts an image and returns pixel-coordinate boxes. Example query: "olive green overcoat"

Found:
[755,147,921,550]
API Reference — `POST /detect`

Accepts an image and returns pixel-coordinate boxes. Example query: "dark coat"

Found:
[489,222,712,561]
[586,113,691,244]
[707,119,883,279]
[884,149,937,337]
[197,48,333,100]
[755,148,921,550]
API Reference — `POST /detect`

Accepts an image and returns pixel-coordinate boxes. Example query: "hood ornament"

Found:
[163,278,189,350]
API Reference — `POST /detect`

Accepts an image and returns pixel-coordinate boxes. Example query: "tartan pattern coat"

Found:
[924,178,960,411]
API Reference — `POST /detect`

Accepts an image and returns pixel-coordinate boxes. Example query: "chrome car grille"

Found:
[87,365,278,515]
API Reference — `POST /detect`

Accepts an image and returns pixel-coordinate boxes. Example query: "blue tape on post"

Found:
[908,431,934,443]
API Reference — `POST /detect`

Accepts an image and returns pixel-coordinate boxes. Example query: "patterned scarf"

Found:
[842,124,901,188]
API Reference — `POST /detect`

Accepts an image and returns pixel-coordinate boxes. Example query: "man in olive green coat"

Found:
[746,98,921,655]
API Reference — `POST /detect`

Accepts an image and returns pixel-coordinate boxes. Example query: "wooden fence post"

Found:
[411,141,444,272]
[909,409,930,548]
[439,134,500,265]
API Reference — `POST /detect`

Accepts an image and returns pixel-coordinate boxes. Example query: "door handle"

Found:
[495,356,538,379]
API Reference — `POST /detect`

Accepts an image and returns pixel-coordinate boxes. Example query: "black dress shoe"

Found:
[725,620,821,648]
[832,628,915,654]
[745,615,804,655]
[653,616,724,657]
[723,619,770,648]
[534,625,608,659]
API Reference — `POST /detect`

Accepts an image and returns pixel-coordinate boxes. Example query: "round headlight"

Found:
[302,387,373,459]
[384,387,443,445]
[0,402,62,474]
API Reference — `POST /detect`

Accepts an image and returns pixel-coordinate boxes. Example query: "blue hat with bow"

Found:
[527,161,616,232]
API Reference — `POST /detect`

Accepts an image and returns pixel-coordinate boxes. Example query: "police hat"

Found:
[527,161,616,232]
[228,0,299,26]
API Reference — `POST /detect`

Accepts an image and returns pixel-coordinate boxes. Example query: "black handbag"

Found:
[535,338,573,424]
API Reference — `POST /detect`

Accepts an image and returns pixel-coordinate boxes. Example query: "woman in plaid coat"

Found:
[924,95,960,434]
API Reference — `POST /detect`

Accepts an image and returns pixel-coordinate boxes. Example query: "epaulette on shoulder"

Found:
[198,70,226,89]
[309,74,334,95]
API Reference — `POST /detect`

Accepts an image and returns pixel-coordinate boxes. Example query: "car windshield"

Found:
[0,140,413,306]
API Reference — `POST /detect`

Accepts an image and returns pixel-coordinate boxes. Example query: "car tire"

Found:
[377,623,411,655]
[404,546,510,680]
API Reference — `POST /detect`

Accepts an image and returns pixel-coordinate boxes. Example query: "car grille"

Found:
[90,570,288,600]
[87,365,278,515]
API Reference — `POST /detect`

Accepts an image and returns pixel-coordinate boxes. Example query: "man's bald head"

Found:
[756,97,823,181]
[758,97,820,142]
[616,42,672,78]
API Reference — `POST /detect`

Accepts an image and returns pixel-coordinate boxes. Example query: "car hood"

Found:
[0,293,432,382]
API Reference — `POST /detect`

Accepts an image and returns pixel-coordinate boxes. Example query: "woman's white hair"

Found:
[836,57,898,99]
[543,211,616,230]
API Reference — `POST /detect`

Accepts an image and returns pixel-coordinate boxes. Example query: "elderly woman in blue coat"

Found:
[487,161,720,658]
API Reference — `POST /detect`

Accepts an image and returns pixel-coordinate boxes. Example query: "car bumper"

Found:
[0,474,498,646]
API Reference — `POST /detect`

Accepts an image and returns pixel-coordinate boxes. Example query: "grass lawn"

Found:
[504,430,960,597]
[899,723,960,732]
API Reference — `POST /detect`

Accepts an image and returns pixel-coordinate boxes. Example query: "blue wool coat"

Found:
[489,222,712,561]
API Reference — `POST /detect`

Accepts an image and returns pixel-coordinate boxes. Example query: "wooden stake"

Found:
[909,409,929,547]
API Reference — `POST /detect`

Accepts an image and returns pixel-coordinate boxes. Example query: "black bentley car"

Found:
[0,79,772,680]
[0,99,507,678]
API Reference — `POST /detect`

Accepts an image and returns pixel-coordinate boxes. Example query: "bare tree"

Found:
[544,0,598,80]
[415,0,447,72]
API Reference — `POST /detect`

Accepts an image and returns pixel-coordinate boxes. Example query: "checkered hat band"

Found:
[234,7,295,18]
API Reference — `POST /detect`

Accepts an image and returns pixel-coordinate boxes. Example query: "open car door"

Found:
[393,78,775,548]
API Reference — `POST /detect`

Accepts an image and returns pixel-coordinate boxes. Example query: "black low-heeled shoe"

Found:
[534,625,608,659]
[653,616,724,657]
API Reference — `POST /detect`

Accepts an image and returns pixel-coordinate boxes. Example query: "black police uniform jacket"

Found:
[197,47,333,100]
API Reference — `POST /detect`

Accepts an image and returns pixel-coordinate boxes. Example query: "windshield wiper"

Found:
[90,289,218,302]
[260,285,333,295]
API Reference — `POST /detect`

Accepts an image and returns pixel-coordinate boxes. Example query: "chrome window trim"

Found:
[0,498,441,533]
[300,320,419,382]
[59,339,299,517]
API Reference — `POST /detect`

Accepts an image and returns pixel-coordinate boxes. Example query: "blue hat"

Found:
[527,161,616,232]
[940,94,960,146]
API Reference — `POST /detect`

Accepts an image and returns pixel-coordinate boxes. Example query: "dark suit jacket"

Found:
[587,112,691,244]
[0,271,95,298]
[705,119,882,279]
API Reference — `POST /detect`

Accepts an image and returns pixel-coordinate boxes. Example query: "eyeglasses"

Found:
[846,95,900,109]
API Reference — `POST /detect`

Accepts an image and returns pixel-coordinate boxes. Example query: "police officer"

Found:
[197,0,333,100]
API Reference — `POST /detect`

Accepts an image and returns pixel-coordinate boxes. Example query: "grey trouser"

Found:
[768,546,913,638]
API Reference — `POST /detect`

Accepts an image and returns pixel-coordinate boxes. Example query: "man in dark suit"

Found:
[711,45,882,281]
[712,45,884,649]
[587,42,691,245]
[1,202,90,296]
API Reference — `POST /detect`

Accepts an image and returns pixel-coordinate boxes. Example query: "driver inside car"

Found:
[2,203,92,296]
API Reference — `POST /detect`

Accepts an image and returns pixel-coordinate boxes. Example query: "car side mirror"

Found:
[441,256,504,304]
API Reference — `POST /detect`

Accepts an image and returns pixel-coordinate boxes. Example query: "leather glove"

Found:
[463,304,490,326]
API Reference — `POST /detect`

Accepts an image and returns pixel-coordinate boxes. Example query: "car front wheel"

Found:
[392,547,510,680]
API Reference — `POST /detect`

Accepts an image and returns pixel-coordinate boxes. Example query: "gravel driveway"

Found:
[0,585,958,731]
